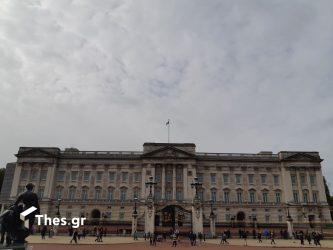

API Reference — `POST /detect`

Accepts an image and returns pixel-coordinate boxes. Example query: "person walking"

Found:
[243,231,248,246]
[270,231,276,245]
[172,233,178,247]
[258,231,262,243]
[70,230,78,244]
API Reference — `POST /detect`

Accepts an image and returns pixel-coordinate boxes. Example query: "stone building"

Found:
[0,142,331,233]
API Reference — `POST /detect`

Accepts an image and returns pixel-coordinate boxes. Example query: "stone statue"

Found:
[0,183,40,248]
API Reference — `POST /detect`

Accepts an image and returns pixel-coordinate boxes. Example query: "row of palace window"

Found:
[155,169,184,182]
[198,190,283,204]
[225,214,284,223]
[291,173,317,187]
[54,186,140,201]
[292,190,319,203]
[197,173,281,186]
[56,171,142,184]
[20,169,48,181]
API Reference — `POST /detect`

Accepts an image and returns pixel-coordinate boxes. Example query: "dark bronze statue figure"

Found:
[0,183,40,248]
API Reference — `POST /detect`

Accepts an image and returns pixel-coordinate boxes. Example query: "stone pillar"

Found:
[145,205,155,234]
[44,164,56,199]
[172,165,176,200]
[162,166,166,199]
[192,204,203,235]
[10,164,21,198]
[141,166,147,199]
[286,218,294,239]
[183,165,188,200]
[209,213,216,237]
[132,212,138,236]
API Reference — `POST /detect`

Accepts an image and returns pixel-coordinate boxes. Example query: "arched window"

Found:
[176,189,183,201]
[223,188,230,203]
[262,190,269,203]
[120,187,127,201]
[133,187,140,199]
[211,189,217,202]
[55,186,63,199]
[275,191,281,204]
[81,186,89,200]
[107,187,114,201]
[68,186,76,200]
[95,187,102,200]
[236,189,243,203]
[303,190,309,203]
[249,189,256,203]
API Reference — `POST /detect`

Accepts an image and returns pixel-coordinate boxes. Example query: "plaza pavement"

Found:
[26,235,333,248]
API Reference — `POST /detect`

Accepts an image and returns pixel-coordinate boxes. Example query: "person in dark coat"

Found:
[14,183,40,233]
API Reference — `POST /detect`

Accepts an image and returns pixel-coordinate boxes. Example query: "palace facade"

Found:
[0,142,331,232]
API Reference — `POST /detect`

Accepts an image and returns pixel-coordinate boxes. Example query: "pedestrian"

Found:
[270,231,276,245]
[258,231,262,243]
[70,230,78,244]
[172,233,177,247]
[41,226,47,239]
[243,231,248,246]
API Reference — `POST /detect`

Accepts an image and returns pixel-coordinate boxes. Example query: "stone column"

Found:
[141,166,147,199]
[183,165,188,200]
[10,164,21,198]
[132,212,138,236]
[192,203,203,235]
[286,218,294,239]
[172,165,176,200]
[162,165,166,199]
[209,213,216,237]
[145,204,155,234]
[44,164,56,199]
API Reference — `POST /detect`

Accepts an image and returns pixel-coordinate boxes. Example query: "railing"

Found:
[196,152,278,157]
[61,151,143,156]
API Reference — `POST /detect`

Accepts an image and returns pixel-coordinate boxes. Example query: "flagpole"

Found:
[167,119,170,143]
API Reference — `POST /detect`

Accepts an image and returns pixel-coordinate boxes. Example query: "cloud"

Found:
[1,0,333,186]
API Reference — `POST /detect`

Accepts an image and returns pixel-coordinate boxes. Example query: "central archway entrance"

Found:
[155,205,192,232]
[91,209,101,219]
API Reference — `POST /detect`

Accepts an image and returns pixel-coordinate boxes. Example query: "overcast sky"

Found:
[1,0,333,187]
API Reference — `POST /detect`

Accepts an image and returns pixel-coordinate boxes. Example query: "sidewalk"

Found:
[207,238,333,248]
[26,235,333,248]
[27,235,144,244]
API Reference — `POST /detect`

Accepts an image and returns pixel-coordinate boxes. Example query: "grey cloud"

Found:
[0,0,333,187]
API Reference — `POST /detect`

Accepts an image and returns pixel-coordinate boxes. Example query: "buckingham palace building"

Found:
[0,142,332,234]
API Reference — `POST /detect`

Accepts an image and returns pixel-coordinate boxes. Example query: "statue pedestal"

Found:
[209,213,216,237]
[287,218,294,239]
[132,212,138,236]
[145,206,155,234]
[0,243,26,250]
[192,205,203,235]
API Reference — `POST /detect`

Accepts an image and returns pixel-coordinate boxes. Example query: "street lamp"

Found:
[210,199,215,217]
[133,197,138,215]
[145,176,157,198]
[56,198,62,217]
[191,177,203,200]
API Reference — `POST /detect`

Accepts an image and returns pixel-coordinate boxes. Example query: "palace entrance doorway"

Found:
[155,205,192,233]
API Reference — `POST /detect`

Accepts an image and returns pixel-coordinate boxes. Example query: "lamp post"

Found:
[144,176,157,234]
[191,177,203,200]
[209,199,216,237]
[134,197,138,214]
[286,202,294,239]
[132,197,139,238]
[56,198,62,217]
[145,176,157,199]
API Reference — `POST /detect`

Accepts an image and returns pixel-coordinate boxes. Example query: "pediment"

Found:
[16,148,59,158]
[142,146,195,159]
[282,152,322,162]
